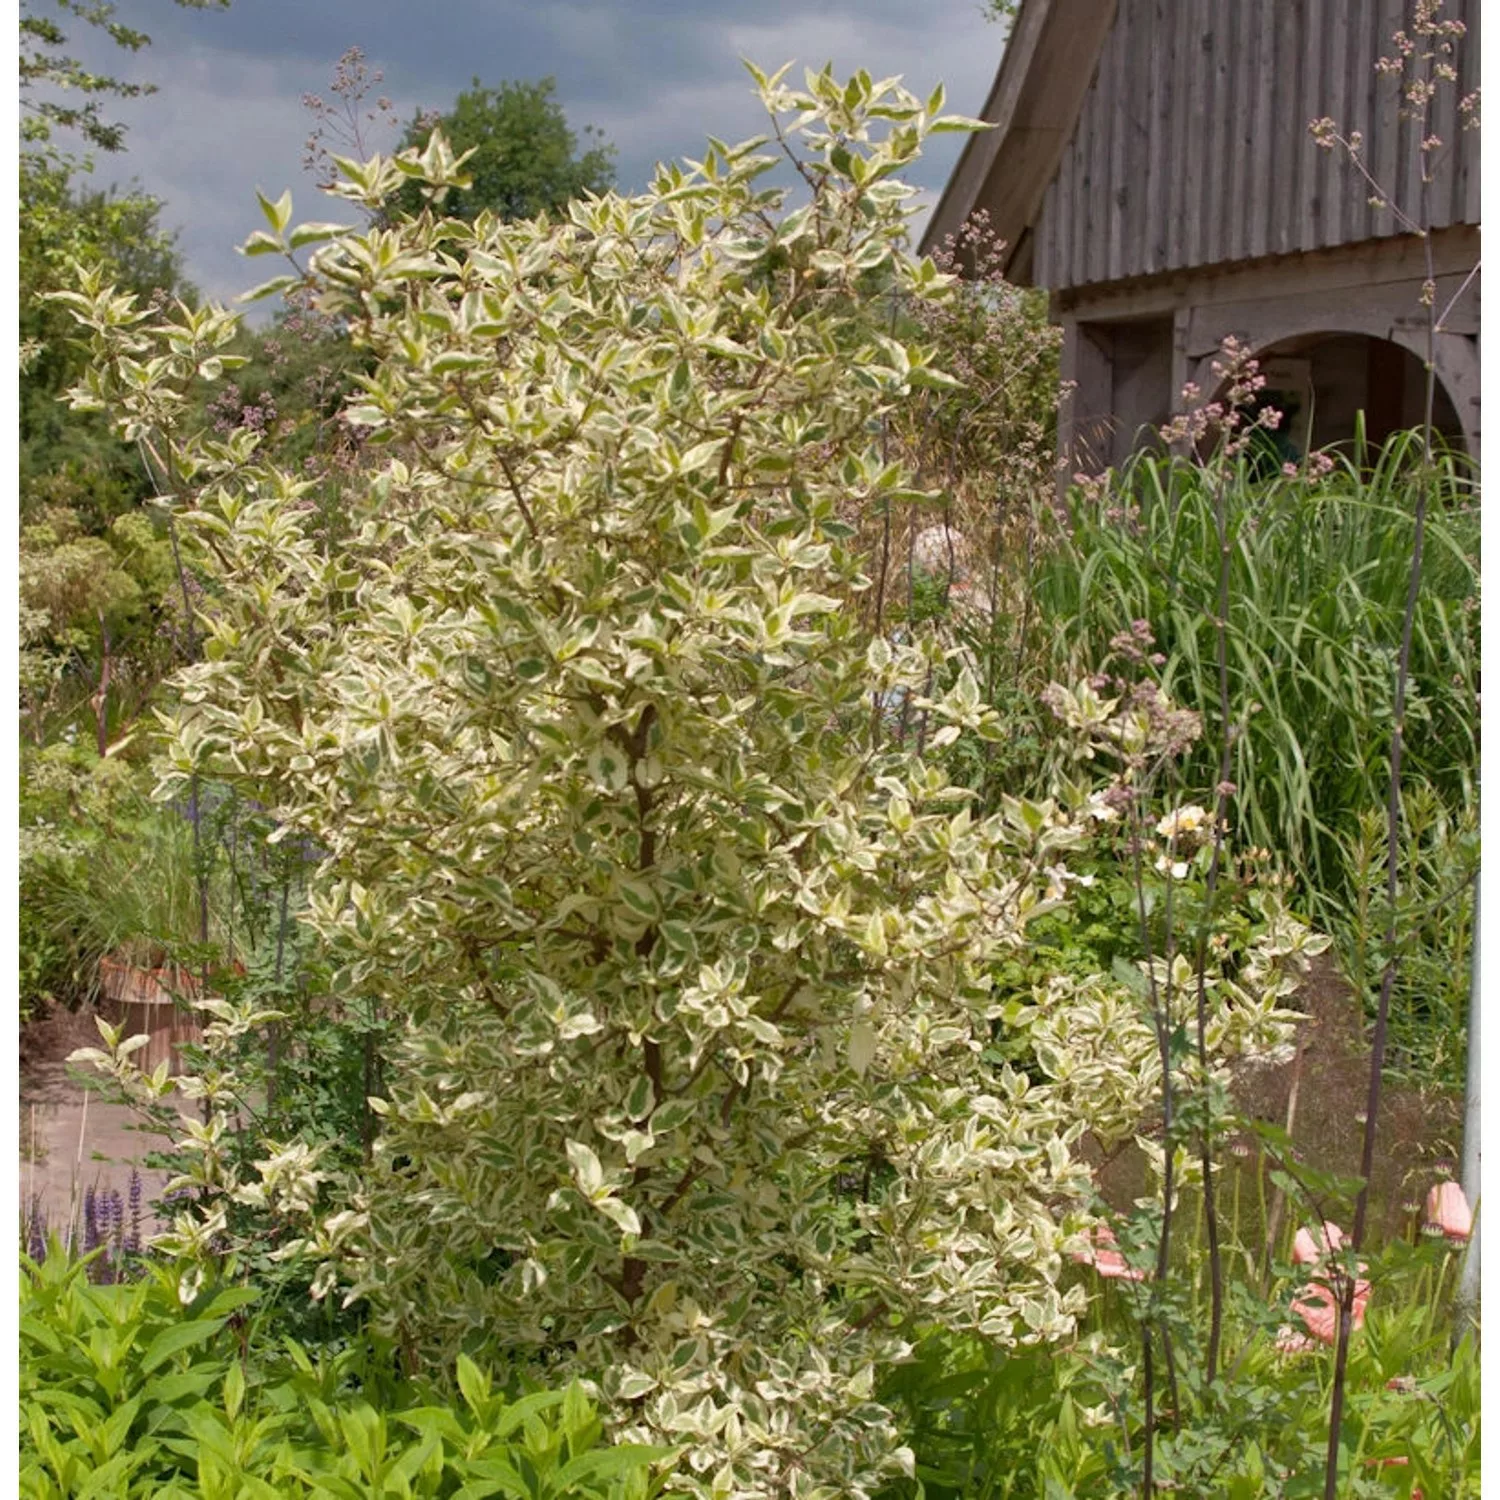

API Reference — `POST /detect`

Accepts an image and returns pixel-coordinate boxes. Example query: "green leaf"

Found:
[929,114,993,134]
[258,188,294,234]
[452,1460,530,1500]
[455,1354,491,1420]
[595,1196,642,1237]
[138,1315,228,1375]
[555,1444,676,1489]
[222,1359,245,1423]
[237,274,302,303]
[847,1020,877,1077]
[650,1099,696,1134]
[143,1368,221,1405]
[240,230,286,257]
[289,221,351,249]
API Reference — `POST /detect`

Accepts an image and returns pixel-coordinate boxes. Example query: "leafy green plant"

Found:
[879,1188,1479,1498]
[47,61,1307,1496]
[19,747,198,1014]
[21,1245,674,1499]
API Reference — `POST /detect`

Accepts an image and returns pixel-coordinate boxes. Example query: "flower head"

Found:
[1156,804,1209,840]
[1423,1180,1472,1243]
[1280,1219,1370,1349]
[1071,1223,1147,1282]
[1292,1220,1347,1265]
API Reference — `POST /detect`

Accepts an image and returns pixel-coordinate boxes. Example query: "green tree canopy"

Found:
[392,75,615,222]
[20,0,229,156]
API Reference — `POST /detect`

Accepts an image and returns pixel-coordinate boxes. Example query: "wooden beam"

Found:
[920,0,1118,274]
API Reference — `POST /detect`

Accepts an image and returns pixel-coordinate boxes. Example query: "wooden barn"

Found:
[921,0,1481,470]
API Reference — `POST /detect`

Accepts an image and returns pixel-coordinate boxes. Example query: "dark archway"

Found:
[1248,332,1466,459]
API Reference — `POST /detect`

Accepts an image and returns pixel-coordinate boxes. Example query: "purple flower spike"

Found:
[82,1186,99,1256]
[25,1198,47,1264]
[105,1190,126,1276]
[126,1171,143,1255]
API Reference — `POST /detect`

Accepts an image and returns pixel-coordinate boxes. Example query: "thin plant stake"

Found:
[67,1087,89,1257]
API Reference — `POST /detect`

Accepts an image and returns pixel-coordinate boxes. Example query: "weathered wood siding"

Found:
[1034,0,1480,289]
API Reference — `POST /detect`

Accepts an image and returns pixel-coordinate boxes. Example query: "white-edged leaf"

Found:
[595,1196,642,1237]
[566,1140,605,1198]
[847,1020,878,1077]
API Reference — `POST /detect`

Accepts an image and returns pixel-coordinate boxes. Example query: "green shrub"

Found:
[55,65,1266,1494]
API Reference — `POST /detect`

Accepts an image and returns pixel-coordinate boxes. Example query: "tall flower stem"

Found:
[1319,14,1475,1485]
[1188,464,1233,1385]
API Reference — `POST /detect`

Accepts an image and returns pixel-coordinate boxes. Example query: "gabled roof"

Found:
[923,0,1480,290]
[919,0,1115,278]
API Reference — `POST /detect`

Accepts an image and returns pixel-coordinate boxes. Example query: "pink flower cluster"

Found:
[1070,1222,1146,1282]
[1276,1221,1371,1353]
[1276,1184,1471,1355]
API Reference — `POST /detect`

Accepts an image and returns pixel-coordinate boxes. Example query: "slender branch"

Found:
[1190,456,1235,1386]
[485,451,538,541]
[1435,258,1480,333]
[1128,771,1178,1494]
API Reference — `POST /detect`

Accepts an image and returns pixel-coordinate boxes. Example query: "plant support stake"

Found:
[1455,868,1479,1342]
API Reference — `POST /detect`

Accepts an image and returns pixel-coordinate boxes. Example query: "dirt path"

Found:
[20,1008,175,1248]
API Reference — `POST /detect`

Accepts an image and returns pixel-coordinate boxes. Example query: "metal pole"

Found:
[1456,870,1480,1343]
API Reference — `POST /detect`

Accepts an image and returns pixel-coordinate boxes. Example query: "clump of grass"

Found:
[1030,432,1478,1078]
[25,798,233,1003]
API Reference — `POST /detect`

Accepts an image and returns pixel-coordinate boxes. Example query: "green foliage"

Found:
[391,76,616,223]
[1339,780,1477,1077]
[20,155,189,548]
[18,150,200,756]
[18,0,228,771]
[50,49,1475,1500]
[21,157,188,441]
[878,1333,1119,1496]
[20,0,229,154]
[20,752,207,998]
[20,1246,674,1498]
[20,504,175,647]
[20,3,199,522]
[880,1213,1479,1497]
[33,768,380,1264]
[197,303,371,485]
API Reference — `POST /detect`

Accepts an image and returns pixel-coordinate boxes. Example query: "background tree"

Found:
[19,0,231,1020]
[390,75,615,222]
[22,165,187,506]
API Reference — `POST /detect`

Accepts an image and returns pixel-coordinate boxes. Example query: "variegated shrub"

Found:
[57,66,1299,1498]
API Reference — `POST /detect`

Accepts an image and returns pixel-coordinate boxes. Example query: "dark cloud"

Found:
[63,1,1006,310]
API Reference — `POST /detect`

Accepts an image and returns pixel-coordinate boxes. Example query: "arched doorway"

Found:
[1182,315,1479,464]
[1245,332,1467,459]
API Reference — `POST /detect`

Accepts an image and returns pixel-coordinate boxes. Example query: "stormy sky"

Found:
[59,0,1009,310]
